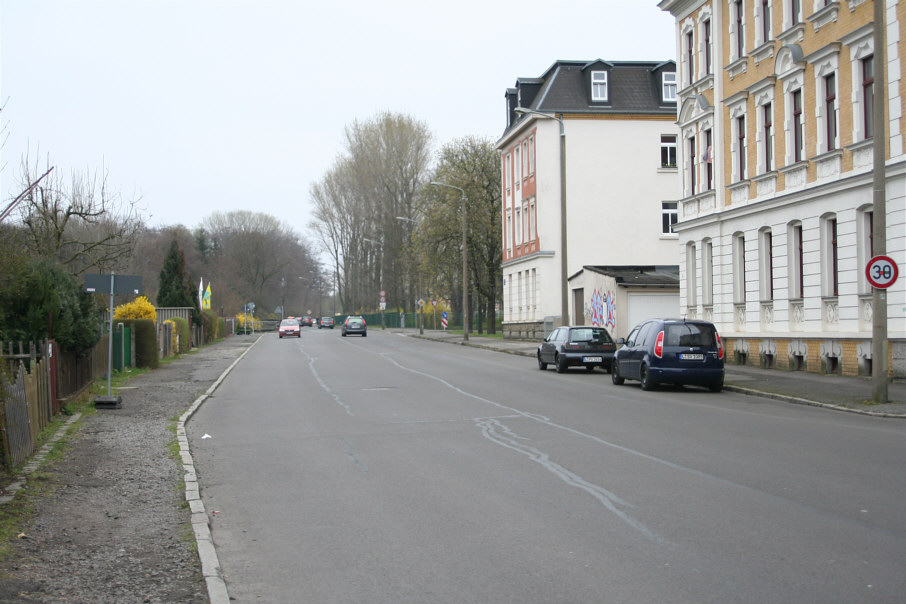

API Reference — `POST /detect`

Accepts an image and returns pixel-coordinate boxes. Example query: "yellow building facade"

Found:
[659,0,905,377]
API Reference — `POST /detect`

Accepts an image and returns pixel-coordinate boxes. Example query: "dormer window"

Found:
[591,71,608,101]
[662,72,677,101]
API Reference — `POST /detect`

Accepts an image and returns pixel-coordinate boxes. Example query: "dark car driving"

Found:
[611,318,724,392]
[537,326,616,373]
[342,316,367,337]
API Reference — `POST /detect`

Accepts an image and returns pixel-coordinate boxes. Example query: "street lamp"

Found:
[429,181,469,342]
[515,106,569,325]
[363,237,386,329]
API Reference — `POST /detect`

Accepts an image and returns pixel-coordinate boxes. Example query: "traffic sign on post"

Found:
[865,255,899,289]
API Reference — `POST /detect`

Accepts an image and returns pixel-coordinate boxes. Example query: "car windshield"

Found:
[664,323,717,347]
[348,319,363,326]
[281,319,299,326]
[569,328,611,344]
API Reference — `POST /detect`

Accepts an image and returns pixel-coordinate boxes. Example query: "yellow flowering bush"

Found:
[114,296,157,322]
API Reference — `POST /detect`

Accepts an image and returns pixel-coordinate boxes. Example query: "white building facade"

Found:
[497,60,682,339]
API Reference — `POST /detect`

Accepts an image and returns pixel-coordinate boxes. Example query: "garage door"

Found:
[627,292,680,331]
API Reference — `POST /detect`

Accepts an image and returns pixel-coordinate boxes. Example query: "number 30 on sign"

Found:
[865,255,899,289]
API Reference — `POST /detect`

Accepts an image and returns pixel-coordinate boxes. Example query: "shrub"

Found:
[114,296,157,322]
[114,319,158,369]
[171,317,191,353]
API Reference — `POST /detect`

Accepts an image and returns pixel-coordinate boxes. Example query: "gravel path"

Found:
[0,337,255,603]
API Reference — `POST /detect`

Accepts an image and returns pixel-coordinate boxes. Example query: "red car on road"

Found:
[278,318,301,338]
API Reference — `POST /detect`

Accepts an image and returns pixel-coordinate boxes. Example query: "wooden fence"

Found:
[0,341,53,470]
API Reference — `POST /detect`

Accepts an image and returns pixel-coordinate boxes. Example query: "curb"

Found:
[412,334,906,418]
[176,336,261,604]
[0,413,82,505]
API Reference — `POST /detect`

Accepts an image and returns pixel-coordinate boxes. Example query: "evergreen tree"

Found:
[157,240,201,323]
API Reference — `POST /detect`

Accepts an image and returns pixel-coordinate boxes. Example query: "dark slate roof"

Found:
[502,59,676,139]
[580,265,679,288]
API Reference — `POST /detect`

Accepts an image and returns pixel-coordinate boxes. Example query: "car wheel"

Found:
[537,353,548,370]
[555,354,567,374]
[342,332,346,337]
[363,332,367,337]
[708,381,723,393]
[611,363,625,385]
[640,364,656,391]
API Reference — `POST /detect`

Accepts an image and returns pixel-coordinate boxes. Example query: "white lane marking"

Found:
[299,343,354,416]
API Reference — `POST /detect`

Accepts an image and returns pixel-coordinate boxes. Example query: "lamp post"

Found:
[396,216,422,333]
[363,237,386,329]
[515,106,569,325]
[429,181,469,342]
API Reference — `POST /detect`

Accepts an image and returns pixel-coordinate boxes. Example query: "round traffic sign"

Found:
[865,255,899,289]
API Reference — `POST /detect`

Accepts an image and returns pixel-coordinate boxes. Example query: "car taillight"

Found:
[654,330,665,358]
[716,332,724,360]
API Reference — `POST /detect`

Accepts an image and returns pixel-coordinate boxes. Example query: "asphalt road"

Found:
[187,328,906,603]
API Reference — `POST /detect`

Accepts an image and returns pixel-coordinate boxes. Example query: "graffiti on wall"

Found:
[585,288,616,329]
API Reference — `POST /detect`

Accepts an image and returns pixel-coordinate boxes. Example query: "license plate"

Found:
[680,353,704,360]
[583,356,602,363]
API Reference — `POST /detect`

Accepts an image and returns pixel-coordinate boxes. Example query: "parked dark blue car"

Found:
[611,319,724,392]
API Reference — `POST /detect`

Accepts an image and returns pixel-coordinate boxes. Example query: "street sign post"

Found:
[84,273,143,409]
[865,255,899,289]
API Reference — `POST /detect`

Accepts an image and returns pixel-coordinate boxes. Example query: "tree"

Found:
[15,153,144,276]
[420,137,502,333]
[157,240,200,323]
[0,257,101,353]
[310,112,432,314]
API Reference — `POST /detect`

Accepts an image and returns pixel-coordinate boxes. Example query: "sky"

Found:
[0,0,677,239]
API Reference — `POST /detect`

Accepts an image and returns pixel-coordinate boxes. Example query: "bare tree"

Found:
[15,153,144,275]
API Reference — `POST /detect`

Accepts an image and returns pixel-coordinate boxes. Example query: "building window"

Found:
[734,0,745,59]
[822,215,839,297]
[686,30,695,85]
[858,208,874,293]
[591,71,608,101]
[505,154,512,190]
[703,19,712,74]
[761,0,772,43]
[505,211,512,254]
[760,228,774,301]
[662,72,677,102]
[689,135,697,194]
[515,207,522,244]
[661,135,677,168]
[791,0,801,25]
[790,222,804,299]
[704,128,714,190]
[703,239,714,305]
[763,102,774,172]
[824,73,838,151]
[662,202,678,234]
[528,136,535,174]
[862,55,874,139]
[522,201,528,243]
[736,115,747,180]
[529,199,536,241]
[792,89,804,162]
[734,232,747,304]
[686,243,698,307]
[514,146,521,186]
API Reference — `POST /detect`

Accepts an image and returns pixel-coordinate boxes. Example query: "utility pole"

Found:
[871,0,888,403]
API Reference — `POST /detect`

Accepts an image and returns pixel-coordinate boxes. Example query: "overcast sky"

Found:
[1,0,676,238]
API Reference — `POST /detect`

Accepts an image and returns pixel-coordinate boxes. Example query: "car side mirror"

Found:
[616,337,626,345]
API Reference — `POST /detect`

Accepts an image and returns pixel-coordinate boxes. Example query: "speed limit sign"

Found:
[865,255,899,289]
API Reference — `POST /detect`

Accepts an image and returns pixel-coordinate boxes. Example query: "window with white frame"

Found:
[759,228,774,301]
[736,115,747,180]
[514,146,521,186]
[686,242,698,307]
[733,232,747,304]
[732,0,746,61]
[857,206,874,293]
[789,222,804,299]
[812,49,839,154]
[529,199,536,241]
[661,134,677,168]
[505,210,512,254]
[791,88,805,162]
[758,0,772,45]
[685,30,696,85]
[515,207,522,244]
[703,128,714,189]
[728,93,749,181]
[861,55,874,139]
[702,239,714,306]
[688,135,698,194]
[591,71,608,101]
[522,200,528,243]
[821,214,839,297]
[662,202,678,234]
[662,71,677,102]
[702,18,713,75]
[505,154,512,190]
[528,136,535,174]
[790,0,802,26]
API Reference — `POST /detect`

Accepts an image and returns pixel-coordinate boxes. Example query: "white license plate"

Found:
[680,353,704,360]
[583,356,603,363]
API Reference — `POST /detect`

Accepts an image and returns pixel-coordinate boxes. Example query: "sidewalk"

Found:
[403,329,906,418]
